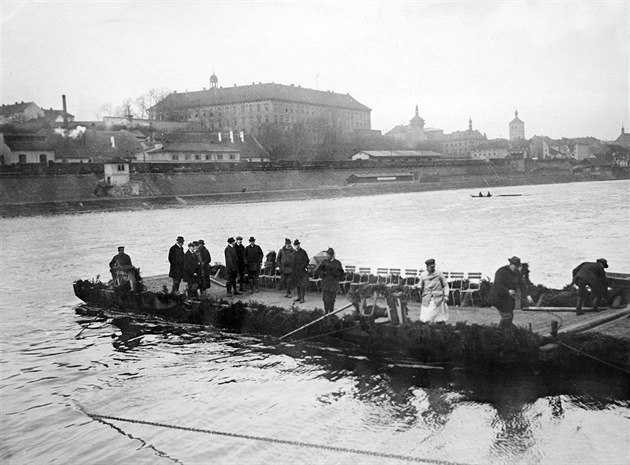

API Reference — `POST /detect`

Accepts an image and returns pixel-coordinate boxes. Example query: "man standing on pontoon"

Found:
[489,256,533,329]
[572,258,609,315]
[417,258,449,323]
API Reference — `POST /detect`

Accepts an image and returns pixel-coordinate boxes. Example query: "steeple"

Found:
[515,110,519,118]
[469,118,473,132]
[415,104,419,117]
[210,69,218,89]
[622,124,625,135]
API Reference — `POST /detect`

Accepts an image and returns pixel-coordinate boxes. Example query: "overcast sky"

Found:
[1,1,628,140]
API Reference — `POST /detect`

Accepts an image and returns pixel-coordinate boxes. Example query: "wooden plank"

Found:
[523,306,608,312]
[558,308,630,335]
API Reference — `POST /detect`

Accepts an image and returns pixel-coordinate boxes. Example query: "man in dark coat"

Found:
[489,256,532,329]
[292,239,310,303]
[183,242,200,299]
[224,237,240,296]
[572,258,609,315]
[197,239,212,297]
[276,238,296,298]
[235,236,246,292]
[109,246,136,290]
[314,247,344,313]
[168,236,185,294]
[244,237,264,293]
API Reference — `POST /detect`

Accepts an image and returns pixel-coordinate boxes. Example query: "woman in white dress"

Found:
[417,258,450,322]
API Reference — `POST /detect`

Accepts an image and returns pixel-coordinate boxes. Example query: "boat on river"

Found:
[73,269,630,371]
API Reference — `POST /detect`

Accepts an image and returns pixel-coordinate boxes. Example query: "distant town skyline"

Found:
[2,1,627,140]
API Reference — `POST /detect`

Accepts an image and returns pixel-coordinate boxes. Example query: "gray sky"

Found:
[2,1,628,140]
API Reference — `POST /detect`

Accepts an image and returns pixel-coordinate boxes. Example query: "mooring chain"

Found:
[88,413,474,465]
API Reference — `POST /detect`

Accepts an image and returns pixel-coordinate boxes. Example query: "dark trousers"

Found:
[171,278,181,294]
[280,273,293,295]
[226,271,238,293]
[237,266,247,290]
[294,275,307,301]
[248,269,260,291]
[575,277,602,313]
[323,291,337,313]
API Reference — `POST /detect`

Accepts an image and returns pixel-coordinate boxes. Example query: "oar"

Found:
[75,312,104,339]
[280,302,354,340]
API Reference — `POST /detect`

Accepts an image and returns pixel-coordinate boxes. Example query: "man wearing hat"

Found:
[235,236,247,292]
[314,247,344,313]
[489,256,532,329]
[572,258,609,315]
[109,246,135,290]
[276,238,296,298]
[183,242,200,298]
[168,236,185,294]
[417,259,450,323]
[224,237,241,296]
[292,239,310,303]
[244,237,264,293]
[197,239,212,297]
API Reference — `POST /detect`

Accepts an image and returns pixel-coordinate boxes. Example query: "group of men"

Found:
[119,239,611,326]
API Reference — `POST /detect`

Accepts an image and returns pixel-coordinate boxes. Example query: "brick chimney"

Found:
[62,95,68,128]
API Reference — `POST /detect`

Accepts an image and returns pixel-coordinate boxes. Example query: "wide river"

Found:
[1,179,629,464]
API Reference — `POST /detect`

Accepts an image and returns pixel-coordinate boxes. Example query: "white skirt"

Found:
[420,296,449,323]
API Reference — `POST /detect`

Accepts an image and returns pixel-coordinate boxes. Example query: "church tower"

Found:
[509,110,525,140]
[408,104,426,146]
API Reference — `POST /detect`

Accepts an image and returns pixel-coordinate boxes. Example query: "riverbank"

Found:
[0,170,623,217]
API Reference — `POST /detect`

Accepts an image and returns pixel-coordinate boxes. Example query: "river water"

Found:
[1,179,629,464]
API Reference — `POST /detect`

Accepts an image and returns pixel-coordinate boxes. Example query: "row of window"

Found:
[170,153,237,161]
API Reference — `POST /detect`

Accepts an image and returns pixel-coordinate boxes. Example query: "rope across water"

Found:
[88,413,475,465]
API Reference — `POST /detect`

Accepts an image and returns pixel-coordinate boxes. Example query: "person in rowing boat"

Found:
[109,246,137,291]
[314,247,344,314]
[417,259,449,323]
[479,191,483,197]
[224,237,241,297]
[571,258,608,315]
[489,256,533,329]
[168,236,185,294]
[292,239,309,304]
[487,191,492,197]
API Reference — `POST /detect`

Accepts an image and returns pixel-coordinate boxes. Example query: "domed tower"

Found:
[509,110,525,140]
[209,72,218,89]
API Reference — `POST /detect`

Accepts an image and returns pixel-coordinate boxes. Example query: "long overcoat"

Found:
[276,246,295,275]
[183,250,199,284]
[292,248,310,283]
[235,243,245,271]
[572,262,608,296]
[488,265,522,312]
[244,244,264,272]
[315,258,344,293]
[224,245,238,274]
[168,244,185,280]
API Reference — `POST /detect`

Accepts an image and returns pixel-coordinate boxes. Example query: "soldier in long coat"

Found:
[489,256,532,328]
[168,236,185,294]
[572,258,608,314]
[183,242,200,298]
[244,237,264,293]
[276,238,296,298]
[314,247,344,313]
[224,237,240,296]
[292,239,310,303]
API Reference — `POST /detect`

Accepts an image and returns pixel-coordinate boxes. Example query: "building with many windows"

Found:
[509,110,525,140]
[439,119,487,157]
[148,74,371,137]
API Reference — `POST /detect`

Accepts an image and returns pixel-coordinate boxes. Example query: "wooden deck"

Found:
[142,274,630,341]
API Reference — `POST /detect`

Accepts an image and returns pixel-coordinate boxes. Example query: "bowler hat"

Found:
[285,238,291,244]
[596,258,608,268]
[192,241,199,246]
[425,258,435,266]
[118,246,125,250]
[198,239,205,245]
[236,236,243,240]
[176,236,184,243]
[326,247,335,255]
[227,237,235,243]
[293,239,300,245]
[508,256,521,266]
[249,236,256,242]
[188,242,194,247]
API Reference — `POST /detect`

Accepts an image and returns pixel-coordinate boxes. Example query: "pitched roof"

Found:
[160,142,239,153]
[42,109,74,122]
[355,150,441,158]
[0,102,38,117]
[151,83,371,112]
[614,132,630,149]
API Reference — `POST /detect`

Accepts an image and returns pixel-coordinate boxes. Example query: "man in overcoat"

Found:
[183,242,200,298]
[276,238,296,298]
[489,256,532,328]
[168,236,185,294]
[314,247,344,313]
[224,237,240,296]
[197,239,212,297]
[109,246,136,291]
[235,236,246,292]
[244,237,264,293]
[572,258,609,315]
[292,239,310,303]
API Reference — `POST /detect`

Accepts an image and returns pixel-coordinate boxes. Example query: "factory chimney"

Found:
[62,95,68,128]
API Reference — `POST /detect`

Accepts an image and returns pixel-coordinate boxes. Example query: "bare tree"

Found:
[135,95,149,119]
